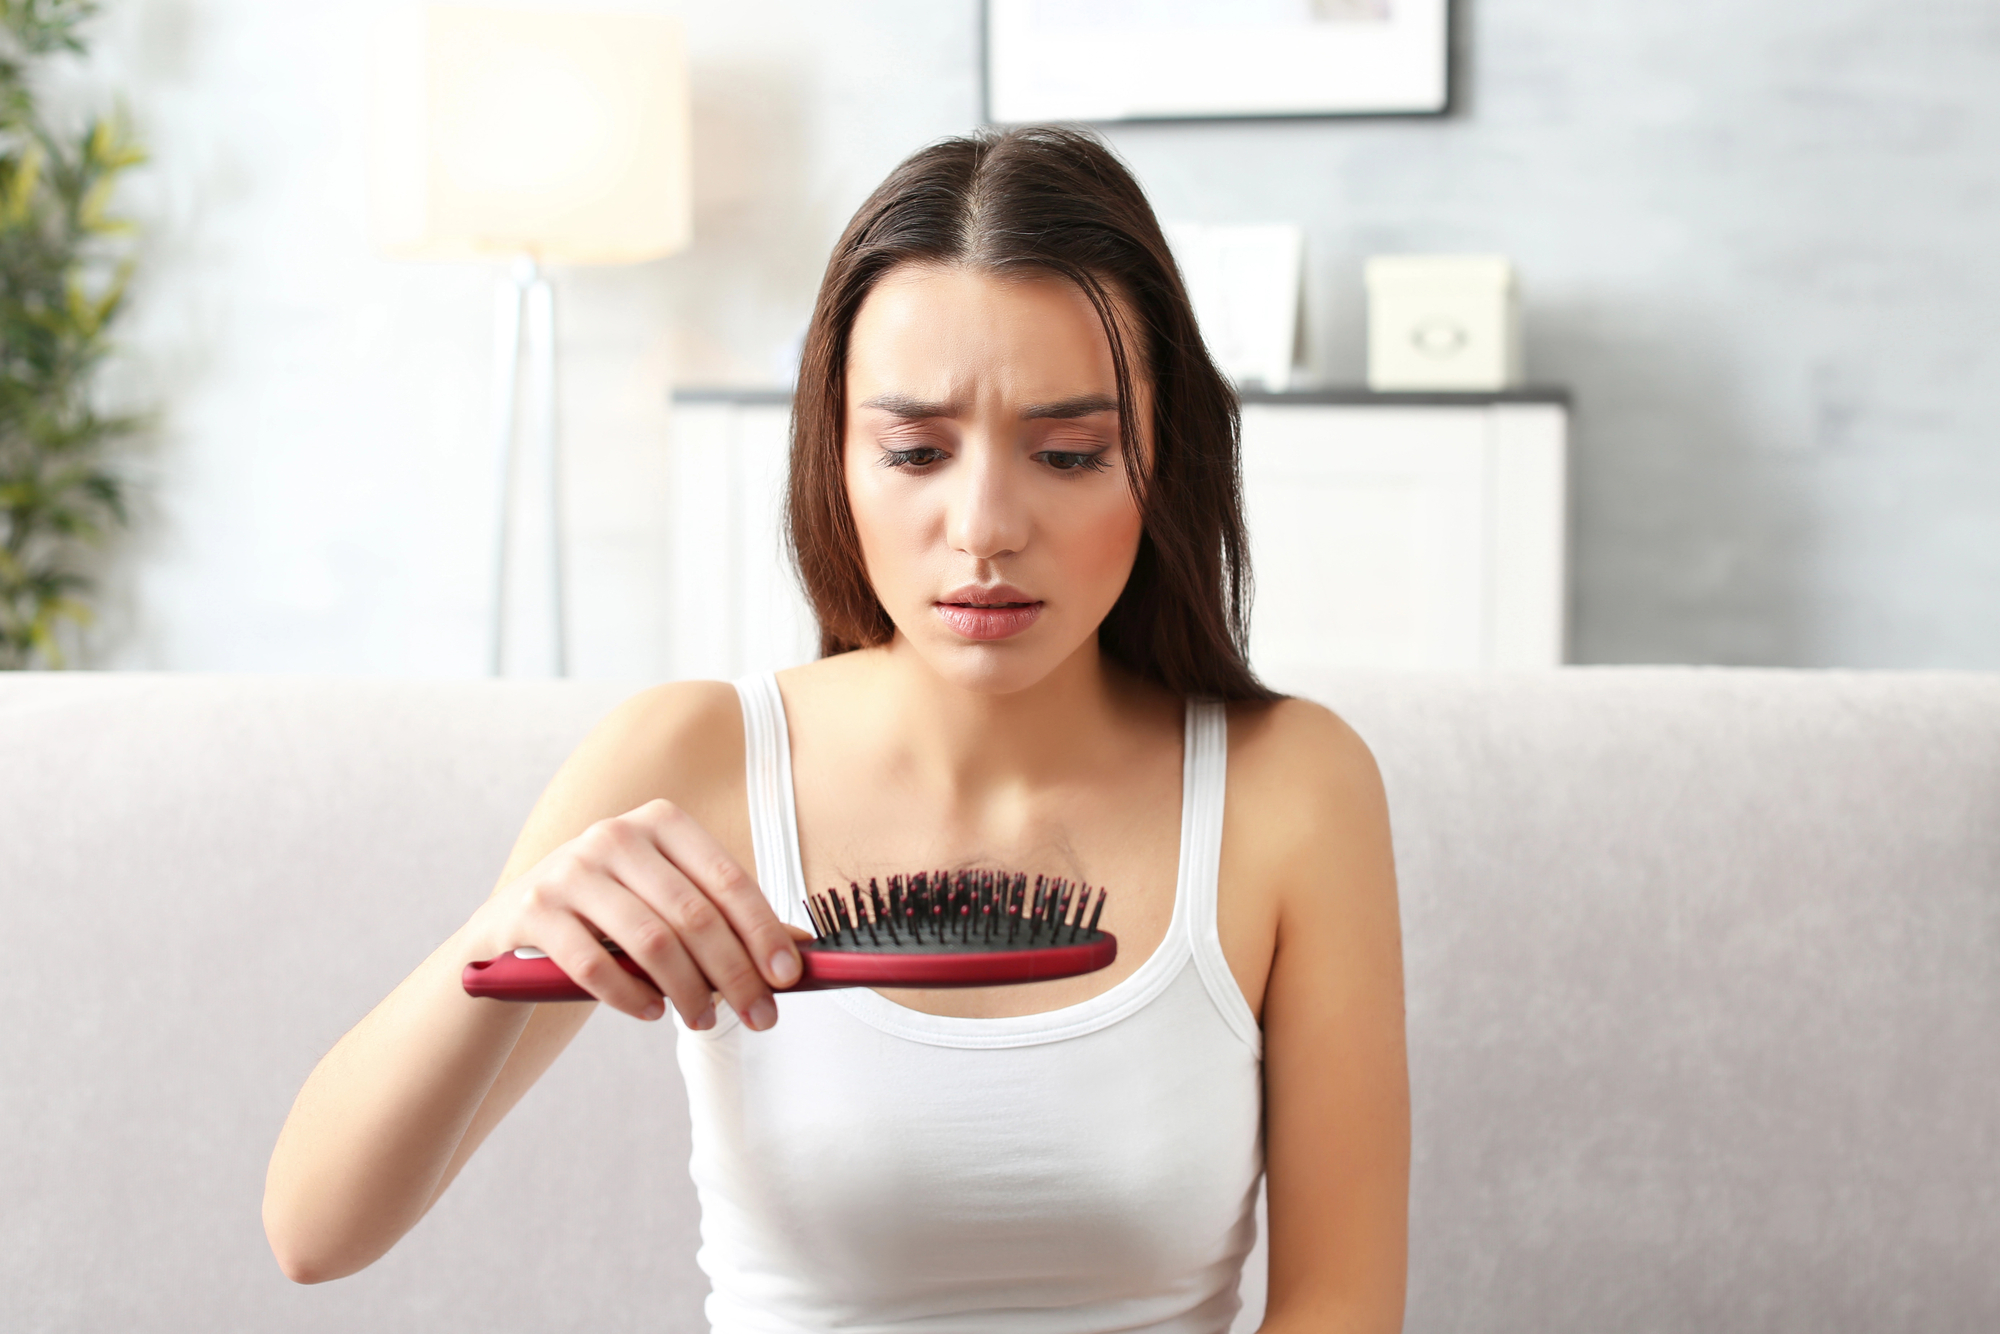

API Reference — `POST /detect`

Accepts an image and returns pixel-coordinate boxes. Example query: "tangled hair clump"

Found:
[786,125,1275,703]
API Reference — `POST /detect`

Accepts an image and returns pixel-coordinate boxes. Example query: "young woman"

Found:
[265,126,1409,1334]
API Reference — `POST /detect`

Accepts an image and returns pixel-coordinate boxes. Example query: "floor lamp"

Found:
[370,6,692,676]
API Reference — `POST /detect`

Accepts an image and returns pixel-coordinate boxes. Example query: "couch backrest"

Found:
[2,670,1995,1332]
[1293,667,2000,1333]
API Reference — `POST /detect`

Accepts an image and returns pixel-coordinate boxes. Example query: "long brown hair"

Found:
[786,125,1277,702]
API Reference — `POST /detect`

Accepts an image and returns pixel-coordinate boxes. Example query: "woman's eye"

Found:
[881,446,948,470]
[1037,449,1112,474]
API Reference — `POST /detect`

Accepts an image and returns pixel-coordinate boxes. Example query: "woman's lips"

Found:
[934,599,1044,641]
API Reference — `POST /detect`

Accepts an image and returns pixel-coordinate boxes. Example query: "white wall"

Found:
[80,0,976,677]
[57,0,2000,673]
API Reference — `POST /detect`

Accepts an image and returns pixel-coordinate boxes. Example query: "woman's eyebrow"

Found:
[856,392,1119,420]
[1021,393,1118,420]
[857,393,957,419]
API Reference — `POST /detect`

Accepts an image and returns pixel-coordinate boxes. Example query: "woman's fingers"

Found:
[528,908,664,1020]
[570,882,716,1028]
[591,815,781,1030]
[493,798,796,1030]
[632,800,802,990]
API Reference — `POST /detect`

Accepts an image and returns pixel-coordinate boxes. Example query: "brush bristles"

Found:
[804,870,1109,953]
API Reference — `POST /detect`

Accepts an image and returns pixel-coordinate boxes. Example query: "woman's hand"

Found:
[465,797,802,1031]
[265,682,764,1284]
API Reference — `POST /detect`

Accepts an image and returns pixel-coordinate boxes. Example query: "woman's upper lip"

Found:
[937,584,1040,606]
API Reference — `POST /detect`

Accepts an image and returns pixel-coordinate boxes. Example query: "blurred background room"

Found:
[9,0,1997,682]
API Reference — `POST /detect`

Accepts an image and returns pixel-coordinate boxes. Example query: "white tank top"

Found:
[673,674,1264,1334]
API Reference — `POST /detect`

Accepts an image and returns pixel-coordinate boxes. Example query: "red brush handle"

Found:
[462,935,1118,1002]
[460,949,651,1002]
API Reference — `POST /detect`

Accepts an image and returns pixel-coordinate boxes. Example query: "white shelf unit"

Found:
[667,390,1568,683]
[1237,392,1568,684]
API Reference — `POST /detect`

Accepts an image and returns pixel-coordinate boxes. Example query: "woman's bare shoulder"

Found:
[532,679,748,834]
[1223,694,1391,887]
[1226,695,1383,802]
[598,678,744,746]
[487,680,750,886]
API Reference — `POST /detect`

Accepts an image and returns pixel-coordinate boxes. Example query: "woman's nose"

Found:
[945,445,1030,560]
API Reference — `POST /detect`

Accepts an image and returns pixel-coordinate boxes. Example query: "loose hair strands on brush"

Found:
[786,125,1278,703]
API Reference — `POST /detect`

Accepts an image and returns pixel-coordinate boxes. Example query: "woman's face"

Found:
[842,264,1150,695]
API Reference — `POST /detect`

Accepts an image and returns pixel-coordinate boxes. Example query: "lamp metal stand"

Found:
[488,254,567,677]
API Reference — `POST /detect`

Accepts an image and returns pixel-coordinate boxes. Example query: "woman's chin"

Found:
[892,620,1086,697]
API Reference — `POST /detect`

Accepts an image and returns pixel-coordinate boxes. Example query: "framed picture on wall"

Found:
[983,0,1451,123]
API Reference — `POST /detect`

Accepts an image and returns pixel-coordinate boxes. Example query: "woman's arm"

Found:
[262,681,796,1283]
[1234,701,1411,1334]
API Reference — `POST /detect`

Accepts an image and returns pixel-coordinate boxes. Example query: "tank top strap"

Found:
[1178,698,1261,1052]
[732,673,811,930]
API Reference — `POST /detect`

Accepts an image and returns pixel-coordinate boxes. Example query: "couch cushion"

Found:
[1289,667,2000,1333]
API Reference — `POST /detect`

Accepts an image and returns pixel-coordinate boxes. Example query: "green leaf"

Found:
[0,0,143,671]
[1,140,43,222]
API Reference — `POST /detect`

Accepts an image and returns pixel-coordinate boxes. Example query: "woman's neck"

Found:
[834,634,1172,799]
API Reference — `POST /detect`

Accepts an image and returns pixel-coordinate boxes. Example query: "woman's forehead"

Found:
[846,265,1128,411]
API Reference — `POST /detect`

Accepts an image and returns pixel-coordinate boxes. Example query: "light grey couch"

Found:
[2,670,1996,1333]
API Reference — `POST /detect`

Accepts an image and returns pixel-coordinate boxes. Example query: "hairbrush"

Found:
[462,869,1116,1000]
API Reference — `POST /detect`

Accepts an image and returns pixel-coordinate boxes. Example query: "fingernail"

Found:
[694,1002,716,1031]
[746,997,777,1031]
[640,1000,665,1022]
[769,950,800,987]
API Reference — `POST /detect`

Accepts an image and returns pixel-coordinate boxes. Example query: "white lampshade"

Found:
[371,6,692,265]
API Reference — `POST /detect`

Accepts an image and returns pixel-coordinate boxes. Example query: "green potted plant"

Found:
[0,0,144,669]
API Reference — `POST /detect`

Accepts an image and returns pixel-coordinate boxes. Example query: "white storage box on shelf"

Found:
[667,387,1568,684]
[1365,254,1522,392]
